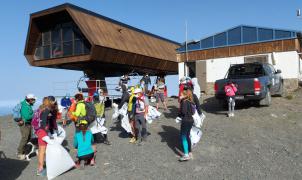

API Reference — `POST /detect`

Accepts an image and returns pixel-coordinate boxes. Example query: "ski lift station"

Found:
[25,3,302,96]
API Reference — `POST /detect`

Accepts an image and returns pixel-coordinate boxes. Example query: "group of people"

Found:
[14,89,111,176]
[13,74,240,177]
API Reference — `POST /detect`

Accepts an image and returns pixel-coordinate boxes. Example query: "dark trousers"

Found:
[77,153,94,164]
[180,121,193,153]
[18,123,32,154]
[135,114,147,141]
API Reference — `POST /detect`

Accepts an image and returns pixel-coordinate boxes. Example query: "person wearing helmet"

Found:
[74,120,95,168]
[17,94,36,160]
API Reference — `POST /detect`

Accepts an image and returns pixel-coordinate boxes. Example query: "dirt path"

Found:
[0,90,302,180]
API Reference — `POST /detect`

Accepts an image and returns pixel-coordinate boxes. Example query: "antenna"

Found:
[185,20,188,77]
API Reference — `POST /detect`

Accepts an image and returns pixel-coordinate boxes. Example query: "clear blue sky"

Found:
[0,0,301,105]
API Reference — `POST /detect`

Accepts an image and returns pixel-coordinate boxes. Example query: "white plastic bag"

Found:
[46,144,75,180]
[146,106,161,124]
[192,112,206,128]
[190,126,202,147]
[121,114,132,134]
[118,103,128,116]
[112,103,119,120]
[90,117,108,134]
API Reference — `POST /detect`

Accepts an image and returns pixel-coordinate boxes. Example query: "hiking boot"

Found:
[36,168,47,176]
[17,154,25,160]
[179,155,190,162]
[129,137,136,143]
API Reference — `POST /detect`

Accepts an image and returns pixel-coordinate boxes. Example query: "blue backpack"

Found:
[12,103,22,122]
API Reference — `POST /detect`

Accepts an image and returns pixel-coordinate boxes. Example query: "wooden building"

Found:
[177,25,302,94]
[24,3,180,82]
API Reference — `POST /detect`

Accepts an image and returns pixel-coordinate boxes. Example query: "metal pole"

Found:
[185,20,188,77]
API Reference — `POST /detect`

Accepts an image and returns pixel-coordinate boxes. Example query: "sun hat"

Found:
[79,120,88,125]
[26,94,37,100]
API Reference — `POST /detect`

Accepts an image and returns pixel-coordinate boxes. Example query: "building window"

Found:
[275,30,291,39]
[242,26,257,43]
[201,36,214,49]
[258,28,273,41]
[228,27,241,45]
[34,22,91,60]
[214,32,227,47]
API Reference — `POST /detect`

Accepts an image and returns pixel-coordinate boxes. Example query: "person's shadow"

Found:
[0,152,29,180]
[162,105,179,119]
[158,125,182,156]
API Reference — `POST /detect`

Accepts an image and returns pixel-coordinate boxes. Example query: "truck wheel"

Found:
[277,82,284,97]
[260,88,271,106]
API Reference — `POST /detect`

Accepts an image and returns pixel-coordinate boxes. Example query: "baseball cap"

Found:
[26,94,37,100]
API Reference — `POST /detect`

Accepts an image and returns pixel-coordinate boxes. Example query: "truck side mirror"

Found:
[276,69,281,74]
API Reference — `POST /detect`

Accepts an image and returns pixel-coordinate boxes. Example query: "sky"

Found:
[0,0,301,107]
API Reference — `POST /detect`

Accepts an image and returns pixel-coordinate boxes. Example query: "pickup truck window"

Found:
[228,64,265,78]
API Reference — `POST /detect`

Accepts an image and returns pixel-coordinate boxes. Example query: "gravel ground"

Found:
[0,89,302,180]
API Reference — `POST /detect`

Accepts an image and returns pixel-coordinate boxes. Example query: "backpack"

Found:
[12,103,22,122]
[94,102,104,117]
[31,109,42,132]
[80,102,97,124]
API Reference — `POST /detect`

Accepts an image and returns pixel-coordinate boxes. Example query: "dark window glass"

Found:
[275,30,291,39]
[74,40,83,55]
[63,28,73,42]
[63,42,73,56]
[214,32,227,47]
[228,27,241,45]
[74,27,84,40]
[42,31,50,45]
[187,42,200,51]
[201,36,213,49]
[37,36,42,46]
[51,28,61,44]
[242,26,257,43]
[83,40,91,54]
[52,44,63,58]
[258,28,273,41]
[43,45,50,59]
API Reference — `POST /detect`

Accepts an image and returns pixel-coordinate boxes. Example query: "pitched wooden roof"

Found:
[24,3,180,76]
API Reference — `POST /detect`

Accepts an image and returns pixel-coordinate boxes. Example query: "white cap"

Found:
[134,88,142,94]
[26,94,37,100]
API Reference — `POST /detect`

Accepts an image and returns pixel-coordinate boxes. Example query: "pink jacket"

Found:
[224,84,237,97]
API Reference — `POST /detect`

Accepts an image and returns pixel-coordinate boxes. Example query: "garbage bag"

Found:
[118,103,128,116]
[192,78,201,99]
[112,103,119,120]
[90,118,108,135]
[192,111,202,128]
[190,126,202,147]
[121,114,132,133]
[146,106,161,124]
[46,144,75,179]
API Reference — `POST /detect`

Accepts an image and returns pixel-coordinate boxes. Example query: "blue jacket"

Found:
[74,130,94,157]
[61,97,72,108]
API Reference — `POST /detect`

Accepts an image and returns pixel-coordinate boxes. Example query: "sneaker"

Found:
[231,113,235,117]
[189,152,193,159]
[179,155,190,162]
[129,137,136,143]
[36,168,47,176]
[17,154,25,160]
[103,140,111,145]
[227,113,231,117]
[90,158,95,166]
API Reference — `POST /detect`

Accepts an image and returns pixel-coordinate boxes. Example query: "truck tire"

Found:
[276,82,284,97]
[260,88,271,106]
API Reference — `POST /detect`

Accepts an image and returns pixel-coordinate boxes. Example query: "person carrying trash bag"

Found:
[92,90,111,145]
[133,88,148,145]
[177,89,195,162]
[32,97,57,176]
[128,87,137,143]
[74,120,96,168]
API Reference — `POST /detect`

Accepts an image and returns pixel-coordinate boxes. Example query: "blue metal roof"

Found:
[177,25,301,53]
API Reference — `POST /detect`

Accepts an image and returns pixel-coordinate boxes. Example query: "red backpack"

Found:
[31,109,42,133]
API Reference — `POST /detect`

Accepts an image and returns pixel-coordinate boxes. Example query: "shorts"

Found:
[77,153,94,164]
[61,108,68,120]
[156,93,165,103]
[36,129,47,147]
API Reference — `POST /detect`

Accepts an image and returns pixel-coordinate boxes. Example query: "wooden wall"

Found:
[178,39,300,62]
